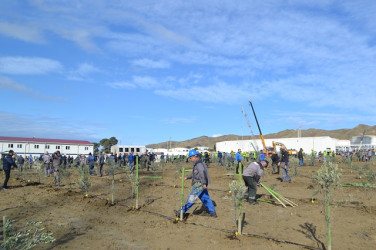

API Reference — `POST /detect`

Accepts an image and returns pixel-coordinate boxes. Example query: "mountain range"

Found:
[146,124,376,149]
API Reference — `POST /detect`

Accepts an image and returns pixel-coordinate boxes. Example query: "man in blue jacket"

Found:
[2,150,18,189]
[258,150,266,162]
[235,149,242,174]
[129,151,134,171]
[175,149,217,218]
[87,152,96,176]
[217,151,224,166]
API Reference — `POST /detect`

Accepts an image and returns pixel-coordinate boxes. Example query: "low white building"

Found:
[216,136,350,154]
[350,135,376,150]
[110,145,147,155]
[0,136,93,158]
[165,147,189,156]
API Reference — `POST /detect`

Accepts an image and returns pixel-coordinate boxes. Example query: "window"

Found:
[17,144,22,148]
[125,148,129,152]
[34,145,39,149]
[66,146,70,150]
[131,148,135,152]
[85,147,89,150]
[119,148,123,152]
[8,144,13,148]
[45,145,50,149]
[136,148,140,152]
[56,146,60,149]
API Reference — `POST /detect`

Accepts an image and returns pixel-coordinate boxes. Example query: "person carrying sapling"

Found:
[242,160,269,205]
[175,149,217,218]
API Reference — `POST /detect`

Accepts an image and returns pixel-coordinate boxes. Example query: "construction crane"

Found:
[241,106,259,152]
[249,100,268,153]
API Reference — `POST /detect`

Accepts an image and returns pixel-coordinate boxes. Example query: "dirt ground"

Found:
[1,158,375,250]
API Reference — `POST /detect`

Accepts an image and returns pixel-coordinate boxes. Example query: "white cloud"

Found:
[273,111,376,128]
[0,76,31,92]
[212,134,223,138]
[107,81,136,89]
[68,63,102,81]
[133,76,160,89]
[55,28,101,52]
[0,57,62,75]
[0,75,68,102]
[161,117,196,124]
[155,82,253,104]
[1,0,375,112]
[0,111,103,141]
[0,22,45,43]
[107,76,160,90]
[132,58,170,69]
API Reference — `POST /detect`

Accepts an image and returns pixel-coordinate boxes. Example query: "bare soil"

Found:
[1,160,375,249]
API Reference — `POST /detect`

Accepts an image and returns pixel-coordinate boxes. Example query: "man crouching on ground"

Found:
[175,149,217,218]
[243,160,269,205]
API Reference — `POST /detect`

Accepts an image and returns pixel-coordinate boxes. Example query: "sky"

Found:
[0,0,375,146]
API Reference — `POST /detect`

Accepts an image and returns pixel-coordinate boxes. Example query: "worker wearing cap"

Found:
[175,149,217,218]
[310,149,316,166]
[243,160,269,205]
[2,150,18,190]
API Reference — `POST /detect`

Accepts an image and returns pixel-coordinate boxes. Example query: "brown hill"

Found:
[146,124,376,149]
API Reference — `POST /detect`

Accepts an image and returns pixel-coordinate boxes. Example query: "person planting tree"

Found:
[242,160,269,205]
[175,149,217,218]
[278,146,292,183]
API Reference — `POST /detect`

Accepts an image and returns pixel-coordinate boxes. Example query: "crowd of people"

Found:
[2,146,375,219]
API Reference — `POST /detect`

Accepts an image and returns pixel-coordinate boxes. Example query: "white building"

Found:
[110,145,147,155]
[0,136,94,158]
[216,136,350,154]
[350,135,376,150]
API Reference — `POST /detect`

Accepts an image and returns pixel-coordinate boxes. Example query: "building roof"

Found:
[0,136,93,145]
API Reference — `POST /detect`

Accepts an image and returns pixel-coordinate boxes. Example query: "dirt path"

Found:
[1,160,375,249]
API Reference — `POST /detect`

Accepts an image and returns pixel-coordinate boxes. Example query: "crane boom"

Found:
[358,129,366,151]
[241,106,259,152]
[249,100,267,152]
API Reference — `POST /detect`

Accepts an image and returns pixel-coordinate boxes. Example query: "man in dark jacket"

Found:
[243,160,268,205]
[271,151,280,174]
[298,148,304,166]
[97,152,105,177]
[2,150,18,189]
[278,146,291,182]
[175,149,217,218]
[204,152,210,167]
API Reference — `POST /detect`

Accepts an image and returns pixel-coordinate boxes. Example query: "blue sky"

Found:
[0,0,375,145]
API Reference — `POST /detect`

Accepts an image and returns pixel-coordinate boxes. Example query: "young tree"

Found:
[313,162,342,250]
